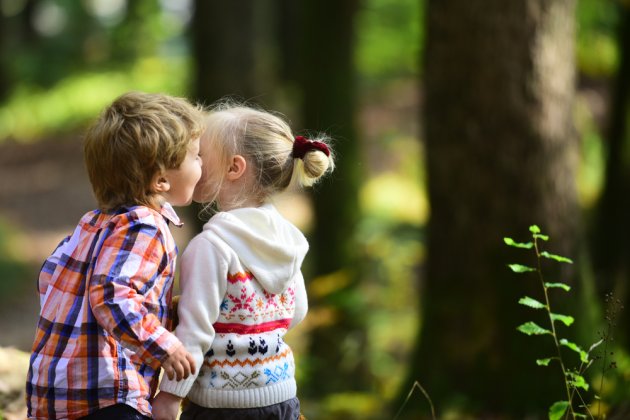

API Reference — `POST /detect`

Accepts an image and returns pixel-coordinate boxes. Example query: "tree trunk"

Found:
[590,2,630,345]
[189,0,265,230]
[298,0,371,396]
[191,0,259,104]
[276,0,301,84]
[398,0,581,416]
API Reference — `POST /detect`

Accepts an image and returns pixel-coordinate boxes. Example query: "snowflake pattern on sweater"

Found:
[159,205,308,408]
[197,271,296,391]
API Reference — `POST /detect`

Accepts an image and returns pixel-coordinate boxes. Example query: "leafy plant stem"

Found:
[575,387,594,419]
[533,236,575,419]
[568,359,594,419]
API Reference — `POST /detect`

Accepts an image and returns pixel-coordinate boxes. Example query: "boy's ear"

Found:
[151,172,171,193]
[226,155,247,181]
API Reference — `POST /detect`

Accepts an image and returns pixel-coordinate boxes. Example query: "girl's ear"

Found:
[226,155,247,181]
[151,172,171,193]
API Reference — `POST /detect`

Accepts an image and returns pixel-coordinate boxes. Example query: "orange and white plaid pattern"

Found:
[26,204,183,419]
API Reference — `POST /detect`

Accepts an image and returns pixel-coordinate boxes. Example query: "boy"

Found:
[26,92,204,420]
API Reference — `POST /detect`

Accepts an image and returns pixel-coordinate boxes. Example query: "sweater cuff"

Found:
[159,374,197,398]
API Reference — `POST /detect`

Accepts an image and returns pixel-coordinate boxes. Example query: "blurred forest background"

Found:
[0,0,629,419]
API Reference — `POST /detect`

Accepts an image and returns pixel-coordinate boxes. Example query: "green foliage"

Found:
[549,401,571,420]
[540,251,573,264]
[503,237,533,249]
[519,296,547,309]
[1,0,182,89]
[356,0,423,82]
[575,101,605,211]
[545,283,572,292]
[0,219,29,300]
[0,57,190,142]
[0,1,192,141]
[552,314,576,327]
[576,0,619,77]
[517,321,551,336]
[507,263,536,273]
[505,225,607,419]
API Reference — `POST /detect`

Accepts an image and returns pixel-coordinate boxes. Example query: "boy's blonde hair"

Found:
[84,91,205,212]
[201,102,334,209]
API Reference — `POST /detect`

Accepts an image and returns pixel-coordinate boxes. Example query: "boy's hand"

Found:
[162,344,196,381]
[152,391,182,420]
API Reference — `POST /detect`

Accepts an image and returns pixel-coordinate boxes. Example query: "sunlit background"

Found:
[0,0,626,419]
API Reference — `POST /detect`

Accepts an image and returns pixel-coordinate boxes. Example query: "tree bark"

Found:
[590,2,630,345]
[189,0,265,230]
[298,0,371,396]
[276,0,301,84]
[191,0,259,104]
[398,0,581,416]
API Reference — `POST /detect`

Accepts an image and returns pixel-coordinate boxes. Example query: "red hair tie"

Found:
[292,136,330,159]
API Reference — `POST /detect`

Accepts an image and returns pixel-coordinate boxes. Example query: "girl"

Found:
[152,104,334,420]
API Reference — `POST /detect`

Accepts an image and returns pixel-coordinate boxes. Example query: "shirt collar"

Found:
[160,202,183,227]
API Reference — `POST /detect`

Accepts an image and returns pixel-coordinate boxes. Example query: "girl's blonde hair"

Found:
[203,102,334,209]
[84,91,205,212]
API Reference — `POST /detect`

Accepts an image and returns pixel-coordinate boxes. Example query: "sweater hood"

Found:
[204,203,308,294]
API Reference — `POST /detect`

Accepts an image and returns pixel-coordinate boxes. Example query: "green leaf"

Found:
[550,313,575,327]
[574,414,588,419]
[534,233,549,241]
[503,237,534,249]
[540,251,573,264]
[508,264,536,273]
[566,371,589,391]
[517,322,551,336]
[545,282,571,292]
[519,296,546,309]
[529,225,541,234]
[560,339,588,363]
[536,358,553,366]
[549,401,570,420]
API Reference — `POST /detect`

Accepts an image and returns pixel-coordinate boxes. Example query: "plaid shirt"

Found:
[26,204,184,419]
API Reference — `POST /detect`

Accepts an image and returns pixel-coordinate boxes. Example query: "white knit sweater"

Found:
[159,203,309,408]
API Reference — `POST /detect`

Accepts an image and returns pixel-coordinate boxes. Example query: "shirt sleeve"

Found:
[88,217,180,368]
[38,235,71,306]
[159,234,228,397]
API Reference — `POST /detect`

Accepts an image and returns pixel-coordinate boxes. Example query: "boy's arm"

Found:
[88,218,181,368]
[159,235,227,397]
[152,391,182,420]
[38,235,71,305]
